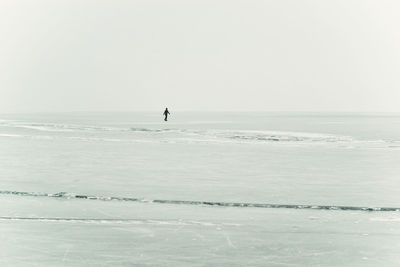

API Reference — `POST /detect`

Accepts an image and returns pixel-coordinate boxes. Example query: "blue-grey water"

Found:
[1,112,400,266]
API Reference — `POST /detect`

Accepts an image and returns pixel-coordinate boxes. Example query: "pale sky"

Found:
[1,0,399,113]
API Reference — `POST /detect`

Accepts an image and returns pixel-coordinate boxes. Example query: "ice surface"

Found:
[1,196,400,266]
[1,112,400,266]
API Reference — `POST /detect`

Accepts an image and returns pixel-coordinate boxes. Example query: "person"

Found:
[163,108,170,121]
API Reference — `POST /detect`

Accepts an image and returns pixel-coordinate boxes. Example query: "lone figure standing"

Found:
[163,108,170,121]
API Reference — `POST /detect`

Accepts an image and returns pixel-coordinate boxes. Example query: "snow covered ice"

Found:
[1,112,400,266]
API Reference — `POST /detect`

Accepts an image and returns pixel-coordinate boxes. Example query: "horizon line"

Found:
[1,110,400,115]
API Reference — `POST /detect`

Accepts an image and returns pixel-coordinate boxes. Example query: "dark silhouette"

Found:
[163,108,170,121]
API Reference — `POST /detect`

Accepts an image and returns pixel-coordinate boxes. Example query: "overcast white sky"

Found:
[0,0,399,113]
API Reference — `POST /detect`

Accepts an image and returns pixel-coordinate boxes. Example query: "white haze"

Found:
[1,0,400,113]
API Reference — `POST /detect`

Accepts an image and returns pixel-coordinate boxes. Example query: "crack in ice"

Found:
[0,190,399,212]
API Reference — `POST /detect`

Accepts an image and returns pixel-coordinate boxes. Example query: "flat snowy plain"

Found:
[1,112,399,266]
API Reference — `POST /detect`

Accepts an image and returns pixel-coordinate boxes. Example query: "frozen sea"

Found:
[1,112,400,266]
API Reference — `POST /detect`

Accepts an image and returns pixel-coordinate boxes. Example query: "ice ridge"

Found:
[1,190,398,212]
